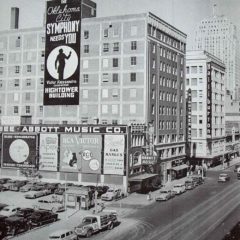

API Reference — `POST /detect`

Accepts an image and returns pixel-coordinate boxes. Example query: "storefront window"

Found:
[67,195,75,202]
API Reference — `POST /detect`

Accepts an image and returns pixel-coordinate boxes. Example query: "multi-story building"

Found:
[0,11,187,185]
[193,15,240,99]
[186,50,226,166]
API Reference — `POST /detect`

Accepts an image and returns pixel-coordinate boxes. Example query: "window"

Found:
[112,58,118,67]
[83,89,88,99]
[27,65,32,73]
[0,54,3,62]
[25,106,30,114]
[131,57,137,66]
[26,78,31,87]
[0,67,3,75]
[84,45,89,53]
[104,28,108,37]
[113,27,119,37]
[130,26,137,36]
[83,74,88,83]
[102,73,109,82]
[102,58,109,68]
[15,66,20,74]
[130,73,136,82]
[199,66,203,73]
[191,78,197,86]
[40,78,44,85]
[102,105,108,114]
[41,64,44,71]
[103,43,109,52]
[41,51,45,57]
[14,106,18,114]
[0,80,2,88]
[130,88,137,98]
[191,66,197,74]
[112,104,118,114]
[83,60,88,69]
[14,79,19,87]
[16,37,20,47]
[113,42,119,52]
[112,73,118,83]
[130,104,136,114]
[25,92,30,101]
[39,106,43,113]
[131,41,137,50]
[41,36,45,43]
[112,89,118,97]
[102,89,108,98]
[84,30,89,39]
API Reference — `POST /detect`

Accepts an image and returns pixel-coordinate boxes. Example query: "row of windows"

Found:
[191,128,224,137]
[101,104,137,114]
[0,105,42,115]
[159,121,177,130]
[0,65,44,75]
[159,134,184,146]
[159,106,180,116]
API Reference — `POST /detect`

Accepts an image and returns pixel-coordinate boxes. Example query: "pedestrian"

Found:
[147,191,152,201]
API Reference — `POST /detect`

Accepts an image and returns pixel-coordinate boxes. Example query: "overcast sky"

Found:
[0,0,239,49]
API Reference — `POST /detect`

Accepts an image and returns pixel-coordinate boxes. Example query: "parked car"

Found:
[234,164,240,172]
[2,180,18,190]
[49,229,78,240]
[0,205,21,217]
[96,186,109,198]
[4,216,31,236]
[218,173,230,182]
[74,211,118,238]
[24,189,52,199]
[14,208,35,219]
[0,203,8,211]
[36,196,65,213]
[173,184,186,195]
[31,182,48,191]
[155,189,172,201]
[101,188,123,201]
[0,178,11,184]
[0,215,9,239]
[29,210,58,227]
[9,180,28,191]
[45,183,60,193]
[54,183,73,195]
[19,182,37,192]
[185,180,195,190]
[189,175,204,185]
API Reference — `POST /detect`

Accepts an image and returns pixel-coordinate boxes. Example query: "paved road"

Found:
[4,167,239,240]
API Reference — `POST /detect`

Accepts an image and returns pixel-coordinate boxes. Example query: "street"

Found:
[1,166,238,240]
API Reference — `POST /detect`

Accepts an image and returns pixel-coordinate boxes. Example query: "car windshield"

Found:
[160,191,168,194]
[49,237,60,239]
[107,189,114,192]
[83,217,93,223]
[220,174,227,177]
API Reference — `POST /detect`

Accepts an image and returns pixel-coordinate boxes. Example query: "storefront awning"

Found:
[171,164,189,171]
[128,173,159,182]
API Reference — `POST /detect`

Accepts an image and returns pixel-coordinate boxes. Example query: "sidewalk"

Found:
[209,156,240,171]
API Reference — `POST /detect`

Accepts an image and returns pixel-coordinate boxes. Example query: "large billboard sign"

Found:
[44,0,81,105]
[39,134,58,171]
[207,62,212,138]
[2,134,37,168]
[103,135,125,175]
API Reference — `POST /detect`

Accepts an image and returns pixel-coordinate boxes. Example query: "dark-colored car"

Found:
[9,180,28,191]
[234,164,240,172]
[0,203,8,211]
[2,180,17,191]
[96,186,109,198]
[0,215,8,239]
[46,183,60,193]
[0,178,11,184]
[189,175,204,185]
[29,210,58,227]
[14,208,35,219]
[4,216,31,236]
[31,182,48,191]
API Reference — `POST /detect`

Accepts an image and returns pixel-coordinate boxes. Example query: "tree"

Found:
[19,167,42,181]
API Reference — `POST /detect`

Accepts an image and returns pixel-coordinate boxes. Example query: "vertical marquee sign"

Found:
[186,88,192,142]
[207,62,212,138]
[44,0,81,105]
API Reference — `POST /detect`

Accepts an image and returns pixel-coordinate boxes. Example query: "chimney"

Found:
[10,7,19,29]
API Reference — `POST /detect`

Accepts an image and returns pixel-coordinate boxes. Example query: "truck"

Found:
[74,210,118,238]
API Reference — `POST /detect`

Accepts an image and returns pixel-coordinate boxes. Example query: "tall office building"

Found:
[0,11,187,184]
[194,14,240,99]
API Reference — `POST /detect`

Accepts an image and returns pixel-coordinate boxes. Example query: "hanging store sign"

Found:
[207,62,212,138]
[1,134,37,168]
[44,0,81,105]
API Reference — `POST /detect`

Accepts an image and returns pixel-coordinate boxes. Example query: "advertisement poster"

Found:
[44,0,81,105]
[39,134,58,171]
[103,135,125,175]
[1,134,37,168]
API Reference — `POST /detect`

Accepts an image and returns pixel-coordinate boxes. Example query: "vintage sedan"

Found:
[24,189,52,199]
[218,173,230,182]
[19,182,37,192]
[14,208,35,219]
[45,183,60,193]
[101,188,123,201]
[0,178,11,184]
[155,190,172,201]
[96,186,109,198]
[36,196,65,213]
[31,182,49,191]
[9,180,28,191]
[2,180,18,191]
[0,205,21,217]
[29,210,58,227]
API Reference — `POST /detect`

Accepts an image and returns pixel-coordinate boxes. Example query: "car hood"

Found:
[76,222,90,228]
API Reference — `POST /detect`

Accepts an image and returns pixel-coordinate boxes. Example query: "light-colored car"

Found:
[101,188,123,201]
[185,180,195,190]
[36,196,65,213]
[173,184,186,194]
[0,205,21,217]
[49,229,78,240]
[155,190,172,201]
[24,189,52,199]
[218,173,230,182]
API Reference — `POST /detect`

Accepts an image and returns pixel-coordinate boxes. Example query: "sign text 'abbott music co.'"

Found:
[44,0,81,105]
[0,125,127,134]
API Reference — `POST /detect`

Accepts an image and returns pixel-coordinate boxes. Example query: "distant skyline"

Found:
[0,0,239,49]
